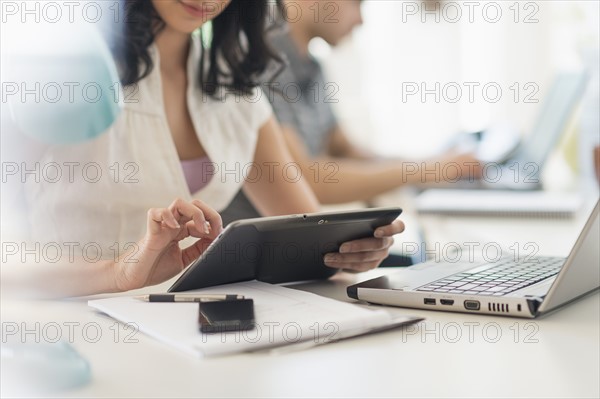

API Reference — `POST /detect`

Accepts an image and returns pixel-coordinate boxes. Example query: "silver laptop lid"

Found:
[538,201,600,313]
[510,72,588,168]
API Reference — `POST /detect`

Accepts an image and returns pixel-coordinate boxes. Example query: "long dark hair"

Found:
[111,0,284,98]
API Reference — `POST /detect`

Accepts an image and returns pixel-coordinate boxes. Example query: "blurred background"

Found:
[311,0,599,187]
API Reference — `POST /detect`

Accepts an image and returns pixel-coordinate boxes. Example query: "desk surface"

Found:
[2,193,599,398]
[2,274,599,398]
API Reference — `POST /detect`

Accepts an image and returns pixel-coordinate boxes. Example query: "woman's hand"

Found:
[324,218,405,272]
[114,198,223,291]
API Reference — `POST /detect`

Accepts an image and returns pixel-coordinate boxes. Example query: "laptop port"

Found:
[424,298,436,305]
[464,300,480,311]
[440,299,454,305]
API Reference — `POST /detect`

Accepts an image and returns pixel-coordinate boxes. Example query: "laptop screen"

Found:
[511,72,588,168]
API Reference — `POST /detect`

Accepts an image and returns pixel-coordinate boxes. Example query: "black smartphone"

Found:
[198,299,255,333]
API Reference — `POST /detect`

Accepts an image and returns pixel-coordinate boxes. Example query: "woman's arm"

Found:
[1,199,223,299]
[1,258,118,299]
[243,117,321,216]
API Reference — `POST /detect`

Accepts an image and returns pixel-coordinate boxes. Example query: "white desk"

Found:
[2,273,598,398]
[375,187,599,260]
[2,194,599,398]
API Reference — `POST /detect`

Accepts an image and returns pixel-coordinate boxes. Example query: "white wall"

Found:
[315,0,599,162]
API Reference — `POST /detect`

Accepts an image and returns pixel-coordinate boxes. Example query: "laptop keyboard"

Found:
[415,257,564,296]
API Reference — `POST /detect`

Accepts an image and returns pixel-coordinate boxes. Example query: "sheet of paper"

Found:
[88,281,405,357]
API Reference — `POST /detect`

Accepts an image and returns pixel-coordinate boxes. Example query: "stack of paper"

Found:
[88,281,419,357]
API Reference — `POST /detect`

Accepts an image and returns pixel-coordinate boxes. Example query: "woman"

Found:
[7,0,404,298]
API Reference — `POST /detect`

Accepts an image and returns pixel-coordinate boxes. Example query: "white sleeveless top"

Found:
[22,34,273,255]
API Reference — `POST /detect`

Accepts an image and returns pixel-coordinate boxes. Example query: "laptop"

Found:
[348,201,599,318]
[438,71,588,190]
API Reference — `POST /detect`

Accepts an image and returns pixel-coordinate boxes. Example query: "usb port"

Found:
[440,299,454,305]
[424,298,436,305]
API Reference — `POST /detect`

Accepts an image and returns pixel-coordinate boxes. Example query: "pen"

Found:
[134,294,245,302]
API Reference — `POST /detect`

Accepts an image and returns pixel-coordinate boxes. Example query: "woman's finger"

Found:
[147,208,180,233]
[183,219,206,238]
[338,237,394,254]
[324,248,390,268]
[373,219,405,238]
[191,199,223,238]
[168,198,208,232]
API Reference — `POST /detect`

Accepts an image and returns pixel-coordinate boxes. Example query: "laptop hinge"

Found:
[526,297,544,315]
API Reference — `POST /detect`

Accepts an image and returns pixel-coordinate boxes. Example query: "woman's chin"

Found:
[166,21,205,36]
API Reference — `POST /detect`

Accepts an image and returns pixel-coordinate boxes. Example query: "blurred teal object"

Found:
[0,341,91,395]
[3,19,122,144]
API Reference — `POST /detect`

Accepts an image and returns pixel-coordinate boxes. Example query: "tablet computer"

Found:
[168,207,402,292]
